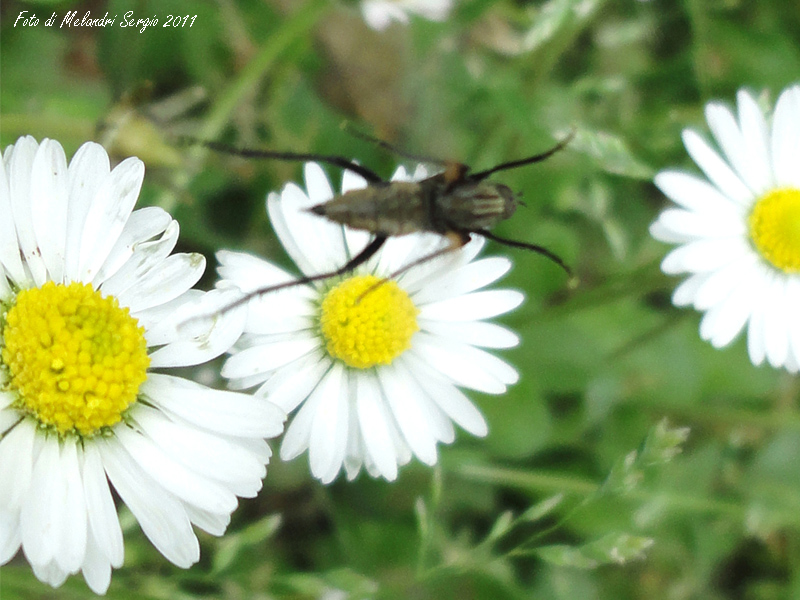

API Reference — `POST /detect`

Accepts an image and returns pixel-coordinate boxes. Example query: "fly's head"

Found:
[439,180,519,232]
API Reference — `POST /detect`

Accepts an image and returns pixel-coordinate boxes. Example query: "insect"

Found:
[190,130,575,312]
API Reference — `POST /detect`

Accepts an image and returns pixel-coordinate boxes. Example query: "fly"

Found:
[189,130,575,312]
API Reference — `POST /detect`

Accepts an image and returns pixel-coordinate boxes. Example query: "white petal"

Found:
[705,98,770,195]
[184,504,230,536]
[147,288,247,368]
[308,364,349,483]
[681,130,753,207]
[651,207,745,241]
[52,441,88,573]
[692,253,758,310]
[411,257,512,304]
[216,249,316,301]
[30,560,69,589]
[8,136,48,285]
[394,359,454,444]
[660,238,750,275]
[700,279,756,348]
[133,404,267,497]
[771,85,800,187]
[356,374,398,481]
[20,437,61,567]
[98,219,179,297]
[0,509,21,565]
[142,373,286,439]
[762,276,790,368]
[221,337,319,379]
[81,444,124,567]
[99,435,199,568]
[341,168,368,193]
[785,278,800,367]
[94,206,174,286]
[654,170,746,216]
[0,419,35,511]
[29,139,69,283]
[77,157,145,282]
[420,319,519,349]
[268,179,347,277]
[379,363,438,465]
[80,533,113,594]
[304,162,335,204]
[64,142,111,281]
[671,272,710,306]
[736,89,773,192]
[746,280,770,366]
[280,369,332,461]
[115,252,205,313]
[114,426,238,515]
[419,289,524,321]
[362,1,408,29]
[402,354,488,436]
[255,353,329,414]
[411,332,518,394]
[0,149,26,283]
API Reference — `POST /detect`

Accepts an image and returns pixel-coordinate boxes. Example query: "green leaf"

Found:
[572,128,655,179]
[537,533,654,568]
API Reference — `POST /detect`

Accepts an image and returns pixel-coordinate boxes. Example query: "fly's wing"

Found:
[309,181,432,236]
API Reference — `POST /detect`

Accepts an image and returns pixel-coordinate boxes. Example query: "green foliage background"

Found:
[1,0,800,598]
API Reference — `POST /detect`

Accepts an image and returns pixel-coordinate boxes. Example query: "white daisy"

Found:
[0,137,286,594]
[650,84,800,371]
[218,161,522,484]
[360,0,452,31]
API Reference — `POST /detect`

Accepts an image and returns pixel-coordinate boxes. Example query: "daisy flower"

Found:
[650,84,800,371]
[218,161,522,484]
[360,0,452,31]
[0,137,285,594]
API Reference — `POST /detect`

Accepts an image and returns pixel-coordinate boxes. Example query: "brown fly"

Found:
[189,131,574,312]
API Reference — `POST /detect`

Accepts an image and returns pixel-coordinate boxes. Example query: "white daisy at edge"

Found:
[218,161,522,484]
[0,137,285,594]
[361,0,452,31]
[650,84,800,371]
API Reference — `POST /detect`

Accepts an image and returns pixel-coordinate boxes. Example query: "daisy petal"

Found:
[142,373,286,439]
[100,436,199,568]
[77,157,145,282]
[681,129,753,207]
[379,363,438,465]
[419,290,524,321]
[29,139,69,284]
[81,444,124,568]
[736,89,772,192]
[356,374,399,480]
[308,363,349,483]
[771,85,800,187]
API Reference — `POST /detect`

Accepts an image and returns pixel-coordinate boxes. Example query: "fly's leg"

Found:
[477,228,574,280]
[356,231,471,302]
[469,129,575,181]
[342,123,451,169]
[178,136,385,184]
[185,235,389,326]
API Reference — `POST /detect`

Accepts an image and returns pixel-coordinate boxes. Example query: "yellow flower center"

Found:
[1,281,150,436]
[749,188,800,273]
[319,275,419,369]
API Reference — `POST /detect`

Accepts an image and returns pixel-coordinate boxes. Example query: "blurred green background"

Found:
[2,0,800,598]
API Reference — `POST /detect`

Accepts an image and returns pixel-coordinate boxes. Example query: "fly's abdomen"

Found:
[438,182,517,231]
[309,182,431,236]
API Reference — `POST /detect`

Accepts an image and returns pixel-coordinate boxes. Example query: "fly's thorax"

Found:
[437,181,518,231]
[309,182,429,236]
